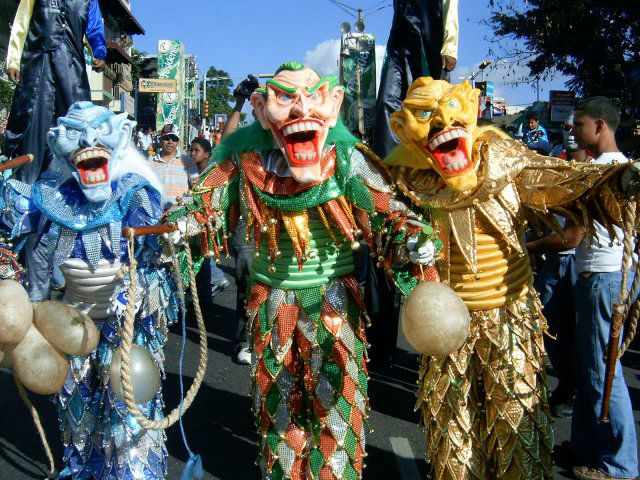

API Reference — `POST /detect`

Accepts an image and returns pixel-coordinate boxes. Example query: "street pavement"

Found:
[1,263,640,479]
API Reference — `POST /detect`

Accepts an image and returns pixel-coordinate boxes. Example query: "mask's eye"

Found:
[96,123,110,135]
[277,91,295,104]
[310,92,319,101]
[66,129,80,139]
[416,109,431,120]
[448,100,459,109]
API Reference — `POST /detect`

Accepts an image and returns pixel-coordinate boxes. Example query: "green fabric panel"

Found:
[346,177,375,212]
[322,361,343,391]
[270,462,285,480]
[346,296,361,330]
[265,383,282,418]
[266,426,280,453]
[309,449,324,475]
[262,346,281,377]
[253,177,343,211]
[259,302,268,336]
[358,371,368,396]
[354,336,365,367]
[344,428,358,459]
[316,322,335,357]
[343,462,359,480]
[393,268,420,297]
[337,396,352,423]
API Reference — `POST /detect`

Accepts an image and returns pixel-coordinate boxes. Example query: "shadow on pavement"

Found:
[0,370,63,479]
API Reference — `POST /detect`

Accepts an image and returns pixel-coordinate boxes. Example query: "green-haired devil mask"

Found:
[251,64,344,184]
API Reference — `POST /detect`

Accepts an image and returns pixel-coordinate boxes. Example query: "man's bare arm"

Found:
[525,220,585,255]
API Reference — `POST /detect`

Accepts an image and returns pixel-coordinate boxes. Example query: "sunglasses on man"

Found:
[162,135,179,142]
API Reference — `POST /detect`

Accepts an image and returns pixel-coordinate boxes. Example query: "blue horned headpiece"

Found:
[46,101,136,202]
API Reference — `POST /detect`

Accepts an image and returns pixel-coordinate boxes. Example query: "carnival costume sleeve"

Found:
[5,0,35,72]
[86,0,107,60]
[441,0,459,59]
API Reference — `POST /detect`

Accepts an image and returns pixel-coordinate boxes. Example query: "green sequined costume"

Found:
[167,121,428,479]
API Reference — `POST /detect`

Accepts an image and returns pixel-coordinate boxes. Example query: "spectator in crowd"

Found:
[522,112,552,154]
[190,137,230,301]
[149,124,198,210]
[526,116,591,419]
[621,120,640,160]
[223,75,259,365]
[4,0,107,184]
[524,97,638,480]
[138,126,153,156]
[482,98,493,119]
[551,113,592,162]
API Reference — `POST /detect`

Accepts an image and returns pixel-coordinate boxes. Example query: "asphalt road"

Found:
[1,263,639,479]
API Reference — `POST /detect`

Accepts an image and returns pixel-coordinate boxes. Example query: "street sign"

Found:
[139,78,177,93]
[549,90,576,122]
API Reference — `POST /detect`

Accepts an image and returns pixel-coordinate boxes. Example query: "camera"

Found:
[233,75,259,100]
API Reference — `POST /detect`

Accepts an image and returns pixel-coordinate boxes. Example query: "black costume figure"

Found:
[366,0,458,365]
[4,0,106,183]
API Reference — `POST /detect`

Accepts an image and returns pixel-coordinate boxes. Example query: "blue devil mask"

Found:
[47,101,135,202]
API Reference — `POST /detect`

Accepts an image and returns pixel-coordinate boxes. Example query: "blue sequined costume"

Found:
[0,102,177,480]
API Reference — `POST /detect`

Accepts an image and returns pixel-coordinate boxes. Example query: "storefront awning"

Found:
[98,0,145,35]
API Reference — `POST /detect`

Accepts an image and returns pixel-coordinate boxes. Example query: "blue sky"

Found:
[131,0,568,107]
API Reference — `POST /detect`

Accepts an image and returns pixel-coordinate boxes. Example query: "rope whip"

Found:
[119,236,208,430]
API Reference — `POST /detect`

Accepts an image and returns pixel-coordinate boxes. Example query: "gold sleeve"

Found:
[441,0,459,59]
[516,153,628,241]
[6,0,35,72]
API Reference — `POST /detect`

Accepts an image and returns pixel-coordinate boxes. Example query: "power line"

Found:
[364,3,391,16]
[363,0,388,14]
[328,0,357,18]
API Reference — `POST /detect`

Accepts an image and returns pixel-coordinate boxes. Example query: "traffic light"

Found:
[203,100,209,118]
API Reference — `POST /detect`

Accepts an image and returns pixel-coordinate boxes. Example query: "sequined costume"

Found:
[0,102,176,479]
[166,63,432,480]
[386,77,630,480]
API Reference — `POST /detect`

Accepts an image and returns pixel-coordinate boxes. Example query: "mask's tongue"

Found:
[285,130,319,167]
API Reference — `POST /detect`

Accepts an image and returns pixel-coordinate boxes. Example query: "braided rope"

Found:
[618,201,640,358]
[119,237,208,430]
[13,374,57,479]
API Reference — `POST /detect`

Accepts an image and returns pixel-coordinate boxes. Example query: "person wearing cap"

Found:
[149,124,199,210]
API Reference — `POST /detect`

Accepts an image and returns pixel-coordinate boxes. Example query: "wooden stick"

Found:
[122,224,177,239]
[0,154,34,173]
[599,304,625,423]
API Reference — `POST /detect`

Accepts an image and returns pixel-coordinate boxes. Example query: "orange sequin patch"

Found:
[242,149,336,195]
[277,304,299,347]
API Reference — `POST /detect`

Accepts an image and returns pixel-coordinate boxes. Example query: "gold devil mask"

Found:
[251,62,344,184]
[390,77,481,192]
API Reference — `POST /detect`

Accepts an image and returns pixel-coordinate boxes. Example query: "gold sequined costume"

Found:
[386,77,628,480]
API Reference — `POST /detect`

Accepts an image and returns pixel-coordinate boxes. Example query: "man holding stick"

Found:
[526,97,638,480]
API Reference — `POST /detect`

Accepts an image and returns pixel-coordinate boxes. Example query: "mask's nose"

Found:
[78,127,97,148]
[290,94,310,117]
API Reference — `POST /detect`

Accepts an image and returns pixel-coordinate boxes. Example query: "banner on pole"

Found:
[339,33,377,137]
[156,40,185,133]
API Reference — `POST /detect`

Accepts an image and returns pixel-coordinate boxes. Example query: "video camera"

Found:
[233,74,260,101]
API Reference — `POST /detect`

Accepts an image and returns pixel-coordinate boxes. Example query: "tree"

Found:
[487,0,640,116]
[205,66,233,119]
[204,66,246,125]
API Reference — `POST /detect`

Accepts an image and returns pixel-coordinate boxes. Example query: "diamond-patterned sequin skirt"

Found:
[56,317,168,480]
[417,291,553,480]
[247,275,370,480]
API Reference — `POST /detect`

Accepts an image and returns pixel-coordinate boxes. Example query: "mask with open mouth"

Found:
[47,102,134,202]
[390,78,481,192]
[251,62,344,184]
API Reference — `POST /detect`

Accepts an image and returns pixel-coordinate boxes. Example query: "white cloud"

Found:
[304,39,340,76]
[304,38,388,92]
